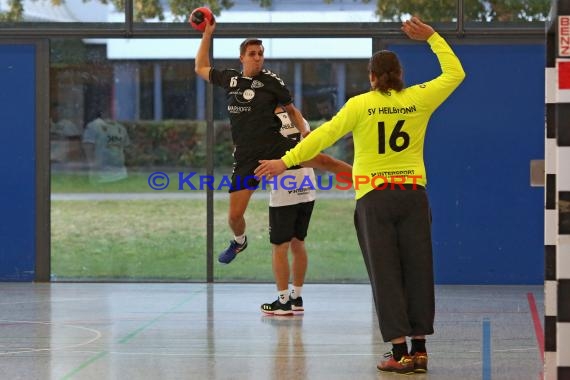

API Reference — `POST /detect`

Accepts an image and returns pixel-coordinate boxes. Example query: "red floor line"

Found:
[527,292,544,363]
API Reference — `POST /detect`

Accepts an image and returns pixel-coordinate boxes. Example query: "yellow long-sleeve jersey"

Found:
[282,32,466,199]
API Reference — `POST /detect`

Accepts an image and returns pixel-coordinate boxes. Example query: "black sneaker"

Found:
[218,236,248,264]
[260,299,293,316]
[290,296,304,312]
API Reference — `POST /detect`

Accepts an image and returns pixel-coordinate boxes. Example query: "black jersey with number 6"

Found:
[209,68,294,148]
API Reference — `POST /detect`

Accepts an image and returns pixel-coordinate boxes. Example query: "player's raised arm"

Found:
[194,18,216,82]
[402,17,465,108]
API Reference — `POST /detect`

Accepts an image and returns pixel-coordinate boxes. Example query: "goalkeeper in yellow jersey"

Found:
[255,17,465,374]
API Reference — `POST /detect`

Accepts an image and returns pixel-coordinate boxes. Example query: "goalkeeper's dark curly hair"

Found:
[368,50,404,93]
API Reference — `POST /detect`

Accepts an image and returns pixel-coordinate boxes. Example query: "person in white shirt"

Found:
[260,107,317,316]
[82,111,131,183]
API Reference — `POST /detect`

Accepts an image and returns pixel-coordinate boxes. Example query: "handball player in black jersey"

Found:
[194,18,352,265]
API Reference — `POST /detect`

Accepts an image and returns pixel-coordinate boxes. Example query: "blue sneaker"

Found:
[218,236,248,264]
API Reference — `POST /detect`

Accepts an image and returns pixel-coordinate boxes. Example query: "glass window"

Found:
[50,38,207,281]
[50,35,370,283]
[1,0,122,23]
[207,41,368,282]
[376,0,458,22]
[132,0,381,25]
[2,0,550,28]
[463,0,550,23]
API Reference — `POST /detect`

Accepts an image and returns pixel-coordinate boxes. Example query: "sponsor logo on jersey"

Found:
[228,105,252,114]
[370,169,416,177]
[242,89,255,100]
[251,80,264,88]
[287,188,312,195]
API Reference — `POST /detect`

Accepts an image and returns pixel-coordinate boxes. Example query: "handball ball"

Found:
[190,7,214,32]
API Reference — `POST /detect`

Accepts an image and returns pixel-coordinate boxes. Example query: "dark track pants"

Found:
[354,186,435,342]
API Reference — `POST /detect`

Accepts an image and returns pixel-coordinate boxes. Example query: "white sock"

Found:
[234,234,246,245]
[290,286,302,299]
[278,289,289,304]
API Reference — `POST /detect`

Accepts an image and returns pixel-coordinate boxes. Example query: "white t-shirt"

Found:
[83,118,130,183]
[269,111,316,207]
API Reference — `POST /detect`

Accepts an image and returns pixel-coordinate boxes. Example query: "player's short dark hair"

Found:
[240,38,263,55]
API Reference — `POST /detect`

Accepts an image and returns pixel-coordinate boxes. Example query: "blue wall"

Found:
[389,43,545,284]
[0,44,36,281]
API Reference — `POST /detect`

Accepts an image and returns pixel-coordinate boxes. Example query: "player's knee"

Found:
[290,237,305,249]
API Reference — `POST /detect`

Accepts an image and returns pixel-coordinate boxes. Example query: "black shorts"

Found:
[230,136,297,193]
[269,201,315,245]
